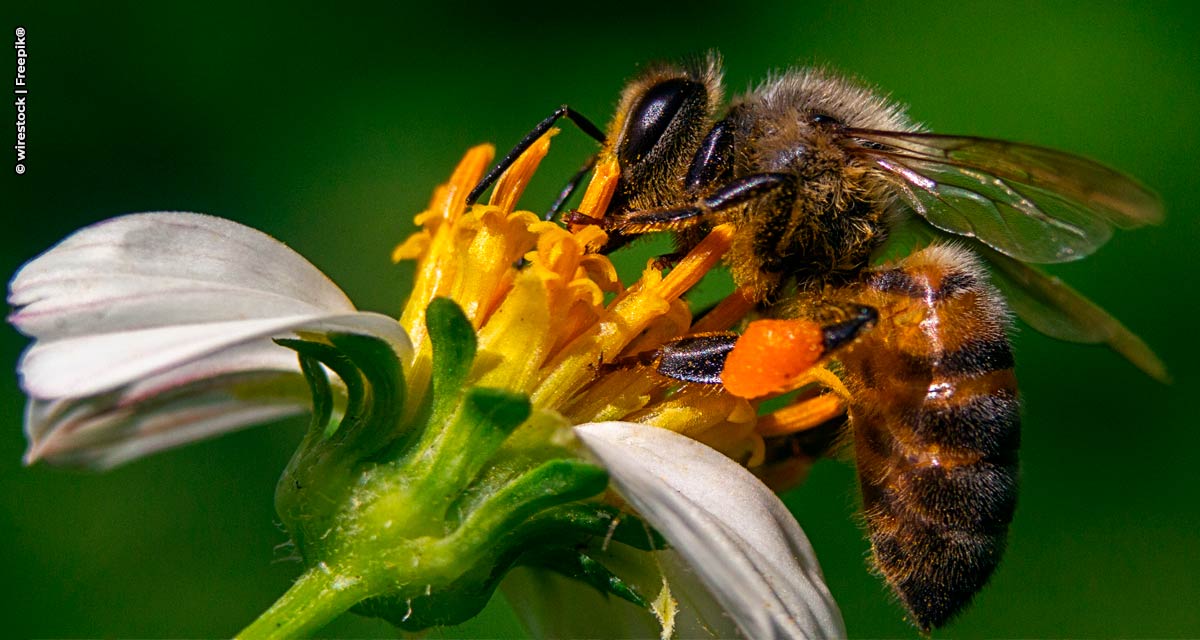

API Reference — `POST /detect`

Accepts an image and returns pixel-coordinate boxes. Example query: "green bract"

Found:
[246,298,657,637]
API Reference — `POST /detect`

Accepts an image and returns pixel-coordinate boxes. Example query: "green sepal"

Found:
[348,461,614,631]
[426,297,478,423]
[526,547,647,608]
[295,350,334,436]
[445,387,532,484]
[350,560,504,631]
[402,386,531,519]
[259,299,673,637]
[445,453,540,529]
[276,333,407,450]
[453,459,609,550]
[276,338,363,439]
[516,504,665,552]
[460,387,532,441]
[274,332,411,560]
[325,333,407,451]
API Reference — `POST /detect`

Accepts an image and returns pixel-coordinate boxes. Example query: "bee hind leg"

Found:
[626,306,876,394]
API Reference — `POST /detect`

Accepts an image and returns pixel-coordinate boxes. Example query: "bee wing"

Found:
[873,218,1167,382]
[848,129,1164,263]
[978,244,1168,382]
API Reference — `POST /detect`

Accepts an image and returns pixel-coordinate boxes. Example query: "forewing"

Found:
[852,130,1163,263]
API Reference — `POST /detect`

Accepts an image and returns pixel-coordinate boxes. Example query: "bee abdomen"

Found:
[842,244,1019,630]
[859,395,1020,630]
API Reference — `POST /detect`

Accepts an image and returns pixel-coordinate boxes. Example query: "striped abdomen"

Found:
[838,244,1019,630]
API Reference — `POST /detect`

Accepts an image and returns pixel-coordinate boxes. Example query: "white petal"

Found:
[19,311,410,467]
[18,311,408,399]
[7,212,411,399]
[655,550,747,638]
[24,342,310,468]
[8,212,355,340]
[21,311,411,468]
[574,421,846,640]
[9,212,413,466]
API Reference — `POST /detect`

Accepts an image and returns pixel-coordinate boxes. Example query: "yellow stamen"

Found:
[654,224,734,301]
[396,144,494,342]
[393,138,821,484]
[690,286,756,334]
[571,156,619,236]
[489,131,556,213]
[757,392,846,437]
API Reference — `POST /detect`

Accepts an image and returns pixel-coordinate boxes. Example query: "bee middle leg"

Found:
[544,153,598,221]
[565,170,793,265]
[585,172,793,235]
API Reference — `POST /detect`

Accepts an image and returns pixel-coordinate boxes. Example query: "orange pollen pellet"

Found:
[722,319,826,399]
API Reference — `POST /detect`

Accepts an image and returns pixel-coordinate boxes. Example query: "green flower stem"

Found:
[235,561,375,640]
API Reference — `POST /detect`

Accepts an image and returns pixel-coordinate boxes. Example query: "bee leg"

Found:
[649,251,689,270]
[599,345,673,375]
[644,307,876,390]
[544,153,598,221]
[467,105,607,205]
[511,154,598,268]
[757,412,848,492]
[720,306,877,398]
[605,172,792,234]
[652,332,740,384]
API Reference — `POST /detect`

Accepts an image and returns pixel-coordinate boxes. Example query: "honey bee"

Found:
[469,53,1164,630]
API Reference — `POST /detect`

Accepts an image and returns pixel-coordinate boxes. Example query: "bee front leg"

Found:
[467,105,606,206]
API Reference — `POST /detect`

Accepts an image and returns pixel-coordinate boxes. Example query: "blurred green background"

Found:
[2,1,1197,637]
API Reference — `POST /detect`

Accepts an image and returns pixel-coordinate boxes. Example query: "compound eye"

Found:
[620,78,707,163]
